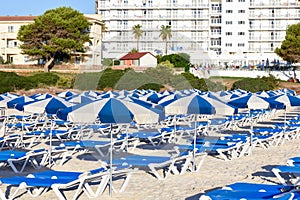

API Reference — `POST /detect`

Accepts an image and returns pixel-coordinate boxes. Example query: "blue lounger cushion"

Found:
[201,189,295,200]
[275,165,300,174]
[109,155,172,167]
[0,176,75,187]
[226,182,292,192]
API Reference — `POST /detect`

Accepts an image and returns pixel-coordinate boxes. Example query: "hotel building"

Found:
[96,0,300,66]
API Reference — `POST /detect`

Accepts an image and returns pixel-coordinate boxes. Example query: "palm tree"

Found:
[159,25,172,55]
[132,24,143,52]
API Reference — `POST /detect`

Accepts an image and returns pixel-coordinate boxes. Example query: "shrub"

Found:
[138,83,164,91]
[101,58,113,66]
[0,72,28,92]
[97,68,128,90]
[0,71,60,93]
[231,75,279,92]
[115,70,158,90]
[145,65,174,85]
[172,72,226,91]
[73,72,103,90]
[56,73,76,89]
[27,72,59,86]
[158,53,190,68]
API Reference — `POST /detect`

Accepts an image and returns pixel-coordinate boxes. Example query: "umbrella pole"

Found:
[283,107,286,144]
[109,123,113,196]
[193,114,197,171]
[22,111,24,132]
[49,119,53,167]
[249,109,253,156]
[126,122,130,152]
[174,114,177,140]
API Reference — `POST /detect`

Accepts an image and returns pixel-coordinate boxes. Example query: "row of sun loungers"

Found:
[0,107,298,199]
[200,156,300,199]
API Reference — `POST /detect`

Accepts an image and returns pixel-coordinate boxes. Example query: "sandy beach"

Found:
[11,136,299,200]
[0,109,300,200]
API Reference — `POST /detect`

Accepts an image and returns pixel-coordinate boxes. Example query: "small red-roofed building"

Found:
[118,52,157,69]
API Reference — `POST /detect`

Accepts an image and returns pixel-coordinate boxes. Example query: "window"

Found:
[8,26,14,32]
[226,0,233,2]
[226,21,233,24]
[226,10,233,13]
[211,16,221,24]
[173,9,178,18]
[238,0,245,2]
[225,43,232,47]
[8,40,17,47]
[238,32,245,35]
[238,43,245,47]
[211,39,221,46]
[123,21,128,29]
[148,10,153,18]
[24,56,29,62]
[238,10,245,13]
[238,21,245,24]
[117,21,122,29]
[75,57,81,64]
[123,10,128,17]
[225,32,232,36]
[211,4,221,12]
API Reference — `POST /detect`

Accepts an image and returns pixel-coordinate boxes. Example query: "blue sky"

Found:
[0,0,95,16]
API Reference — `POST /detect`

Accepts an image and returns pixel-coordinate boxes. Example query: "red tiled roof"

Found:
[0,16,95,21]
[0,16,36,21]
[119,52,155,60]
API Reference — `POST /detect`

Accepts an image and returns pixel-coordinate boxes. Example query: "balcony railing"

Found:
[249,14,300,18]
[249,25,288,30]
[250,2,300,7]
[105,3,210,9]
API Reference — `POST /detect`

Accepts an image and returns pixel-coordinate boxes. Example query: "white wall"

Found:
[191,69,299,81]
[140,53,157,67]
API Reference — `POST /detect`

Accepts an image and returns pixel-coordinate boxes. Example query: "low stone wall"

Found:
[0,64,108,73]
[191,69,299,81]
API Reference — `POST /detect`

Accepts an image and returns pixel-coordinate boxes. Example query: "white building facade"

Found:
[96,0,300,67]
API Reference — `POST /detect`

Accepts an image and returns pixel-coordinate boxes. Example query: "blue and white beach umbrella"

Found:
[270,94,300,108]
[65,94,95,104]
[6,95,35,109]
[164,94,237,116]
[56,90,77,98]
[56,96,164,195]
[57,97,164,124]
[228,94,270,110]
[2,92,19,99]
[16,96,74,114]
[140,92,164,104]
[157,93,184,107]
[0,95,15,108]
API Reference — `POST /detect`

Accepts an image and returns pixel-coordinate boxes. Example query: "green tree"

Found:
[275,23,300,63]
[17,7,91,72]
[159,25,172,55]
[132,24,143,52]
[158,53,190,68]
